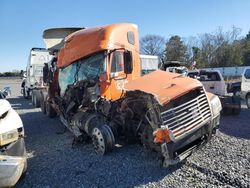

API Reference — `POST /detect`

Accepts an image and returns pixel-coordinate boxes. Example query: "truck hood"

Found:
[124,70,203,105]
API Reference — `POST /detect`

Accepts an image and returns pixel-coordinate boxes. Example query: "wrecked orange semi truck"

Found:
[40,23,222,167]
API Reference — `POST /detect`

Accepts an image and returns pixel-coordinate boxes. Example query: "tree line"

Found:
[140,26,250,68]
[0,70,22,77]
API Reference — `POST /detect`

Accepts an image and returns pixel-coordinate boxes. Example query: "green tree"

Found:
[165,35,187,62]
[242,31,250,66]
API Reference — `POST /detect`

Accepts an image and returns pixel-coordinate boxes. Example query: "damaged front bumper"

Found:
[0,138,27,187]
[161,116,220,167]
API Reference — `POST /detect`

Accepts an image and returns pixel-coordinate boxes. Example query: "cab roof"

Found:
[57,23,139,68]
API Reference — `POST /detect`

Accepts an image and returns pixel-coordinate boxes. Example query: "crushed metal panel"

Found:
[124,70,202,105]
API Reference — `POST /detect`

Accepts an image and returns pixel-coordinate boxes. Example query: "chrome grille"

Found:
[160,88,211,139]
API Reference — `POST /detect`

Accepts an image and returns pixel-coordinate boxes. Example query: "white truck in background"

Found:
[140,55,159,75]
[188,69,241,115]
[21,48,53,106]
[240,68,250,108]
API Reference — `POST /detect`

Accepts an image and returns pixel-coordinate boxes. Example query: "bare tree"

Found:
[198,26,242,67]
[140,34,165,62]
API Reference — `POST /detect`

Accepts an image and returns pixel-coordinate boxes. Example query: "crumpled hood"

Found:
[124,70,203,105]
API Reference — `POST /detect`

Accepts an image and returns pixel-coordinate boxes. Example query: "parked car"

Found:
[0,99,27,187]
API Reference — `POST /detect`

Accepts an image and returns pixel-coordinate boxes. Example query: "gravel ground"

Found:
[1,79,249,188]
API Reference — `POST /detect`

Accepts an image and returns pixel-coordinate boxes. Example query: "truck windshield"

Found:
[77,52,106,81]
[59,52,106,96]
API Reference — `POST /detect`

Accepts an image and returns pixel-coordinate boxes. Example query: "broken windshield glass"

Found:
[59,52,106,96]
[77,52,106,81]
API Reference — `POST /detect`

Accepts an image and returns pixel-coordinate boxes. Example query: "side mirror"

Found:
[1,87,11,98]
[124,50,133,74]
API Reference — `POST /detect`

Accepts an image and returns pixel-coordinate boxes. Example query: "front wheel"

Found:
[91,125,115,155]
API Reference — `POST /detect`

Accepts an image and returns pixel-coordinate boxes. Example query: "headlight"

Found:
[210,95,222,117]
[0,129,19,146]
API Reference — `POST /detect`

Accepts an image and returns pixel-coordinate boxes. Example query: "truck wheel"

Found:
[46,101,57,118]
[223,97,233,115]
[31,91,35,105]
[23,88,30,99]
[32,90,41,108]
[40,94,46,114]
[232,96,241,115]
[246,94,250,109]
[91,125,115,155]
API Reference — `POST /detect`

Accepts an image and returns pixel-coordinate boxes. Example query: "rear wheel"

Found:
[31,91,35,105]
[40,94,46,114]
[23,87,30,99]
[246,94,250,109]
[232,96,241,115]
[32,90,41,108]
[46,101,57,118]
[223,97,233,115]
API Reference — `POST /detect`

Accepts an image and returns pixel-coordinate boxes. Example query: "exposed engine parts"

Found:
[59,81,163,154]
[48,77,218,167]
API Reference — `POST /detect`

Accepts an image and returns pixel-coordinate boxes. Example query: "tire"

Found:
[246,94,250,109]
[46,101,57,118]
[31,91,35,105]
[23,87,29,99]
[223,97,233,115]
[33,90,41,108]
[232,96,241,115]
[40,94,46,114]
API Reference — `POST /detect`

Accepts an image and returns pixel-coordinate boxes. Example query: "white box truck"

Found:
[21,48,53,107]
[140,54,159,75]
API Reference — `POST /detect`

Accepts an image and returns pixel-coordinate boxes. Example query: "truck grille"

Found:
[160,88,211,139]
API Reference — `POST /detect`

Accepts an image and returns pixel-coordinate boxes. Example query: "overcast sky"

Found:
[0,0,249,72]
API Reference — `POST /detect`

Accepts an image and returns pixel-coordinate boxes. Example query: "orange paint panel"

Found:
[57,23,140,69]
[125,70,203,105]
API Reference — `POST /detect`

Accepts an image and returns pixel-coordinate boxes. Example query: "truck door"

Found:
[109,50,128,100]
[201,71,226,96]
[242,68,250,92]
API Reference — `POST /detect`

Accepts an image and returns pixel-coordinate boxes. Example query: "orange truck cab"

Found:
[41,23,222,167]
